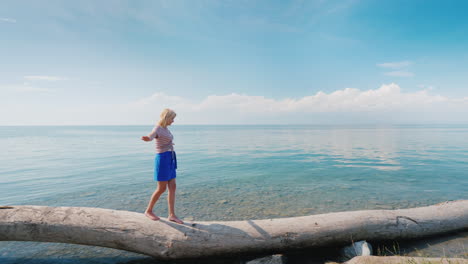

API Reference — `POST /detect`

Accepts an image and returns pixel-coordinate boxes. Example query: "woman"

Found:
[141,108,183,224]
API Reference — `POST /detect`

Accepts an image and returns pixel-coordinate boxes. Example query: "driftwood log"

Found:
[0,200,467,259]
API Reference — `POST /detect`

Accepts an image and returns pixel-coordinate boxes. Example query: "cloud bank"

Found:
[3,83,465,125]
[129,83,452,113]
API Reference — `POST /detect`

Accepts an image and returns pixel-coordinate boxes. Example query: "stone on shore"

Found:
[340,240,373,260]
[345,256,468,264]
[246,254,287,264]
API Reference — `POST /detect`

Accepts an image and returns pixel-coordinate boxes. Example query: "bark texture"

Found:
[0,200,467,259]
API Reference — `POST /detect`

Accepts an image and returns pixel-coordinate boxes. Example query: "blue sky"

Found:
[1,0,467,125]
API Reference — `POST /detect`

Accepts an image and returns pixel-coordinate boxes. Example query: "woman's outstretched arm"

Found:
[142,127,158,141]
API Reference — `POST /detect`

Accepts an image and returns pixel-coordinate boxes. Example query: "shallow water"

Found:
[0,125,467,263]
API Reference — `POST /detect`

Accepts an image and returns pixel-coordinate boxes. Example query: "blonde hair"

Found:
[157,108,177,128]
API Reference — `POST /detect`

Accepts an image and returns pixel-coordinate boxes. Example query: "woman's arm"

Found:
[141,126,158,142]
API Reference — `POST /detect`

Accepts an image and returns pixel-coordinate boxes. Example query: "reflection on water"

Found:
[333,164,402,171]
[0,125,467,263]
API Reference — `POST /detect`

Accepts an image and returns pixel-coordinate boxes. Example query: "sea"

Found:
[0,125,467,263]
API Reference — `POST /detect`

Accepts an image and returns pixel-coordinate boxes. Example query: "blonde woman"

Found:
[141,108,183,224]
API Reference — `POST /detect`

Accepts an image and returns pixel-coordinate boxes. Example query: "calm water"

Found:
[0,125,467,263]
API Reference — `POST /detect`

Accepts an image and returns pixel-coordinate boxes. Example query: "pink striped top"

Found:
[148,126,174,153]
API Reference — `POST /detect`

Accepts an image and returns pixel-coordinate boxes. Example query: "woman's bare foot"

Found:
[168,215,184,224]
[145,211,160,221]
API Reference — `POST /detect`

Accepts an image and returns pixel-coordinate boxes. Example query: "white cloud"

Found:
[2,83,467,125]
[173,83,447,113]
[377,61,412,69]
[0,17,16,23]
[24,75,67,81]
[384,71,414,77]
[97,83,463,124]
[377,61,414,77]
[0,84,52,93]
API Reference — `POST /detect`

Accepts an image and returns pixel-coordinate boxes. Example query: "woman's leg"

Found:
[145,181,168,221]
[167,178,183,224]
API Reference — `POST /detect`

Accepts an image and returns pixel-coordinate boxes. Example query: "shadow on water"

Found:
[0,249,247,264]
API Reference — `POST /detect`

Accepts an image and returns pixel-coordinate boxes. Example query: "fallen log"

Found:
[0,200,467,260]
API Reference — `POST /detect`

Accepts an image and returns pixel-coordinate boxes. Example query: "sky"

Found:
[1,0,467,125]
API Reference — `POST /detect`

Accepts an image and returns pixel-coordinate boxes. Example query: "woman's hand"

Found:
[141,136,151,142]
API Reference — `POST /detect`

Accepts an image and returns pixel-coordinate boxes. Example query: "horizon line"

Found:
[1,123,467,127]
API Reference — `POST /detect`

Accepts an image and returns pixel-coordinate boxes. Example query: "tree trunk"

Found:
[0,200,467,259]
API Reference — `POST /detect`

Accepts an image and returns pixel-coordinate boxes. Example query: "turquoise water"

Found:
[0,125,467,263]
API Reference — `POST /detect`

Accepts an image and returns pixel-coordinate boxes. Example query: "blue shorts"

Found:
[154,151,177,182]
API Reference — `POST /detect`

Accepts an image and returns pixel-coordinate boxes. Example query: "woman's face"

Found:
[167,117,175,126]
